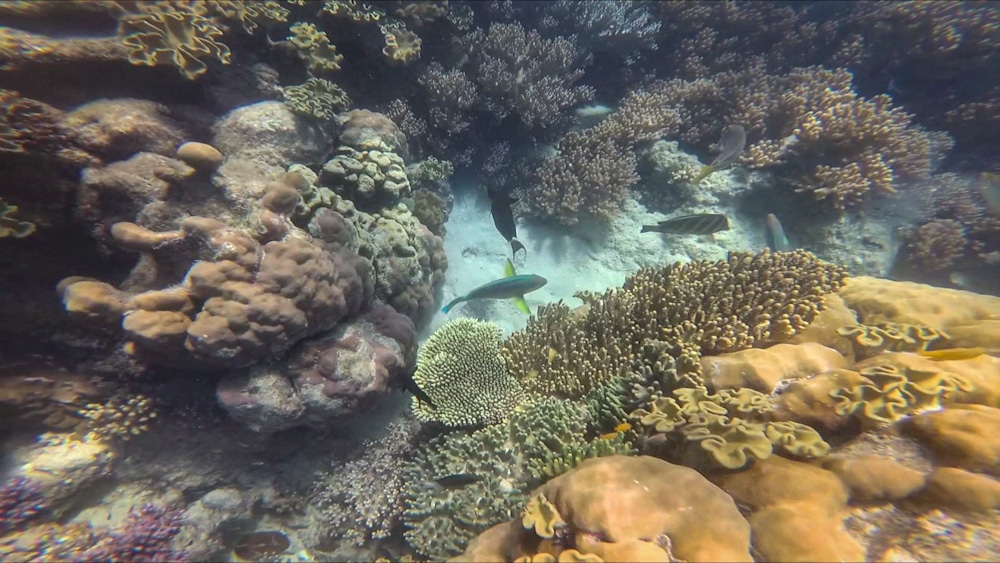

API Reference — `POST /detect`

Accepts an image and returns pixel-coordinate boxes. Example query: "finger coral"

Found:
[410,318,524,428]
[117,10,232,79]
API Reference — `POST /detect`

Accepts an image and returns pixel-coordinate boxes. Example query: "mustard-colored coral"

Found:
[522,494,565,539]
[837,322,949,359]
[118,11,232,79]
[283,77,350,121]
[411,318,525,427]
[381,25,421,64]
[0,197,36,238]
[287,21,343,73]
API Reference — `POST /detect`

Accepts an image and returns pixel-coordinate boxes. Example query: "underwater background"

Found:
[1,1,999,561]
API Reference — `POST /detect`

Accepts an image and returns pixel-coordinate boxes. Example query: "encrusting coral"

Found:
[410,318,524,428]
[456,456,754,563]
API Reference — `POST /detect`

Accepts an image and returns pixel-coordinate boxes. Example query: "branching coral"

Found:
[462,22,594,131]
[418,63,478,134]
[80,393,157,442]
[411,318,524,427]
[541,0,660,54]
[117,10,232,79]
[283,77,350,121]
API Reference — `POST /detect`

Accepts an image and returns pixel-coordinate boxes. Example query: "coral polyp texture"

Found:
[411,318,524,428]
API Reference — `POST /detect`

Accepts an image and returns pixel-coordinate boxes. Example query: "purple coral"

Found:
[82,503,188,562]
[0,475,48,534]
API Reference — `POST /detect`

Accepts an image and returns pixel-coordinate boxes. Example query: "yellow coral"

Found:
[522,494,565,539]
[381,25,421,64]
[0,197,36,238]
[118,11,232,79]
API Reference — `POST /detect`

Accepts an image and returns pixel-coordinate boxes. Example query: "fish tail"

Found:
[692,165,713,183]
[510,238,525,257]
[512,295,530,315]
[441,298,462,314]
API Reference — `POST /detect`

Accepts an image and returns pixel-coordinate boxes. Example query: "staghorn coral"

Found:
[410,318,524,428]
[283,77,351,121]
[312,417,419,546]
[541,0,660,54]
[902,219,968,272]
[457,456,753,562]
[0,197,36,238]
[287,21,344,74]
[462,22,594,131]
[117,10,232,79]
[418,63,478,134]
[623,250,847,356]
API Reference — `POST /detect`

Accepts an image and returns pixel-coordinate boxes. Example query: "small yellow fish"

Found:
[599,422,632,440]
[918,347,986,361]
[546,347,559,364]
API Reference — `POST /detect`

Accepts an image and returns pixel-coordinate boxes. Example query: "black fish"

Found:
[487,185,525,257]
[436,473,481,488]
[641,213,730,235]
[391,368,436,409]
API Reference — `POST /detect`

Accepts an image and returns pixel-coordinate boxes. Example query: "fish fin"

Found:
[510,238,526,257]
[504,258,516,277]
[512,295,530,315]
[692,165,713,183]
[441,297,462,314]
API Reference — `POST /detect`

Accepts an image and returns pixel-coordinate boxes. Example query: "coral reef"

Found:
[283,77,351,122]
[216,304,416,432]
[0,197,35,238]
[117,10,232,79]
[458,456,753,562]
[411,318,524,428]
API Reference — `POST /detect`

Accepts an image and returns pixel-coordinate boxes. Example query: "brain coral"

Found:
[411,318,524,427]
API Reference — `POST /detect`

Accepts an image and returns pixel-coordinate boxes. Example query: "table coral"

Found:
[456,456,753,563]
[117,10,232,79]
[411,318,524,427]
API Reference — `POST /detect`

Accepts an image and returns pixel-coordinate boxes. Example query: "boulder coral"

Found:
[455,456,753,563]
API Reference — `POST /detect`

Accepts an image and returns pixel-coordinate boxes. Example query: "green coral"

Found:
[831,363,973,425]
[118,11,232,79]
[402,392,634,560]
[631,387,830,469]
[411,318,525,428]
[837,322,949,359]
[283,77,350,121]
[0,198,35,238]
[287,21,343,73]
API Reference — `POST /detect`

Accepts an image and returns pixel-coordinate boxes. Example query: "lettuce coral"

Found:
[283,77,350,121]
[831,361,974,425]
[117,11,232,79]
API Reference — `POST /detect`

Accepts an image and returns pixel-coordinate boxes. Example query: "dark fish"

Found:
[487,185,525,258]
[442,259,546,314]
[765,213,793,251]
[641,213,730,235]
[693,124,747,183]
[436,473,482,488]
[392,368,437,409]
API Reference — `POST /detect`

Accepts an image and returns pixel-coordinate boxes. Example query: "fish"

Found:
[599,422,632,440]
[765,213,793,251]
[917,347,986,361]
[692,124,747,183]
[391,367,436,409]
[441,259,547,314]
[546,347,559,364]
[436,473,482,488]
[487,185,525,258]
[641,213,730,235]
[575,103,614,127]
